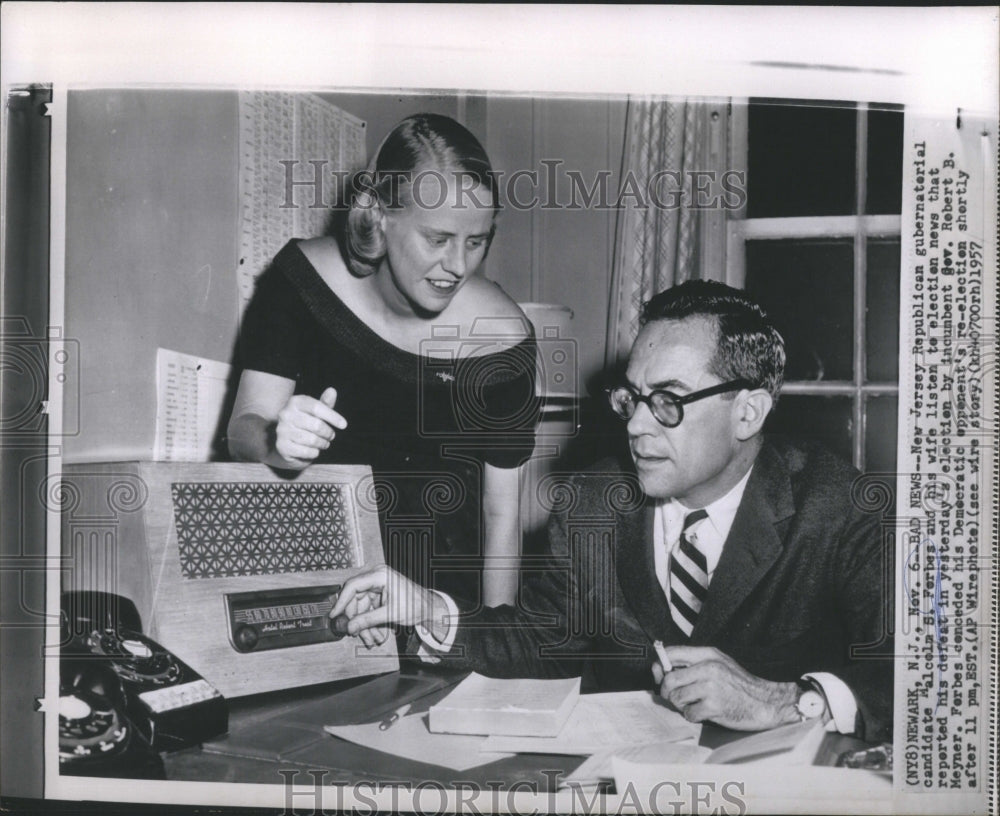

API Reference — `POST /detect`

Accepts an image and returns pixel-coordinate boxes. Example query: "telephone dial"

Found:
[59,591,228,776]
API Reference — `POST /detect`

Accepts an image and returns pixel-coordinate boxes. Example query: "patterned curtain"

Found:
[605,97,733,368]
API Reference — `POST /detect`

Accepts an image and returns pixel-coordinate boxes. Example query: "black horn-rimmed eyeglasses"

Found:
[606,379,756,428]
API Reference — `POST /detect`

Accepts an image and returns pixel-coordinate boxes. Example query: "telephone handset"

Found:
[60,591,228,773]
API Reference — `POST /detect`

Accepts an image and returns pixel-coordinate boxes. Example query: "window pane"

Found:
[747,100,857,218]
[765,394,853,463]
[745,239,854,381]
[865,107,904,214]
[866,239,901,382]
[865,394,898,472]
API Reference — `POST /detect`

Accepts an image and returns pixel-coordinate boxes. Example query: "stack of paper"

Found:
[428,673,581,737]
[480,691,701,755]
[325,680,825,780]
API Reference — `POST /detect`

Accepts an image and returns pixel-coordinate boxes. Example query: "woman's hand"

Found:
[274,387,348,467]
[229,373,348,471]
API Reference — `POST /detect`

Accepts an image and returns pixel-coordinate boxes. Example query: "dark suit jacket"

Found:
[433,436,894,742]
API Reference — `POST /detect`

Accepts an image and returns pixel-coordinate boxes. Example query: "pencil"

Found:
[378,703,411,730]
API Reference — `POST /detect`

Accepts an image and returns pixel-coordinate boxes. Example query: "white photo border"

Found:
[1,4,997,815]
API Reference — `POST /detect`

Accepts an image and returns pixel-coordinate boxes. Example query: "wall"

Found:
[316,91,473,158]
[64,90,240,462]
[485,96,627,394]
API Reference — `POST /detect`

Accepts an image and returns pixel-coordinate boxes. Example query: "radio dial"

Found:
[225,584,352,653]
[234,625,259,652]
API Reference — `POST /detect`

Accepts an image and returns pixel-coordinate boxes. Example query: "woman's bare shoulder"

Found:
[298,237,354,291]
[297,236,336,259]
[453,277,531,343]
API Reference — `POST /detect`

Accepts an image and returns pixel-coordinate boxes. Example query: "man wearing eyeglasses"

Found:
[332,280,893,743]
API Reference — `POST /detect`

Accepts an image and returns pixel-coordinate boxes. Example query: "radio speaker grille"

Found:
[170,482,357,579]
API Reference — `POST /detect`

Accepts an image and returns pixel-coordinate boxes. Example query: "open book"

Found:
[428,673,581,737]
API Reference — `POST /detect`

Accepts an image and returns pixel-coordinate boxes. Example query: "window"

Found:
[727,99,903,472]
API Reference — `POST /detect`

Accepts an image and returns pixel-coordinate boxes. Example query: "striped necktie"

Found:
[668,509,709,637]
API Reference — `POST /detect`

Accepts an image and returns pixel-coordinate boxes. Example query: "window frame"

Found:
[725,99,902,470]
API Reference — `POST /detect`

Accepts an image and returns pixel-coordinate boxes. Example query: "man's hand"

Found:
[652,645,800,731]
[330,566,451,645]
[329,581,390,650]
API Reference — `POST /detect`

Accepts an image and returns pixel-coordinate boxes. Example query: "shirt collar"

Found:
[660,463,755,540]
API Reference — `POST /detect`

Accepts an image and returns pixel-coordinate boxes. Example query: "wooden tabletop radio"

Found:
[57,462,398,698]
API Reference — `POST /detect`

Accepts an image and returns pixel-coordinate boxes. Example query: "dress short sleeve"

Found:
[237,248,305,381]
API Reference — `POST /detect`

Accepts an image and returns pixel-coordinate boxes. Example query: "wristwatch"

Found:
[795,678,828,721]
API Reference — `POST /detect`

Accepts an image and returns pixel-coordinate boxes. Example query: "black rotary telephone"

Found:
[59,591,228,776]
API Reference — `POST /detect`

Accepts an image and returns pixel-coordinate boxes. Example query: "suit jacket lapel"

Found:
[692,442,796,644]
[614,497,676,641]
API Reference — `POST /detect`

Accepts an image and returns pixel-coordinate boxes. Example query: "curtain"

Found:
[605,97,733,368]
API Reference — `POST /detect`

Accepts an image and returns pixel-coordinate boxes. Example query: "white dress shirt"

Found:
[653,467,754,593]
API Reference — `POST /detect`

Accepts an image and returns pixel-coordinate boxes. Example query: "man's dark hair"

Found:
[641,280,786,403]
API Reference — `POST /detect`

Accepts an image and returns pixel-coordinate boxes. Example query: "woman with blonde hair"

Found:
[228,114,538,621]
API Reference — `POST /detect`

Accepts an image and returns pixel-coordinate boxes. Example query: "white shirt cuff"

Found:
[804,672,859,735]
[414,590,459,663]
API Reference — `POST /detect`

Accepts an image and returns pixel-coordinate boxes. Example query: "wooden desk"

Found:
[162,668,876,790]
[164,667,581,789]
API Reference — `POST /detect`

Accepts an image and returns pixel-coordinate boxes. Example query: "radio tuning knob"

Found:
[329,615,350,639]
[234,625,259,652]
